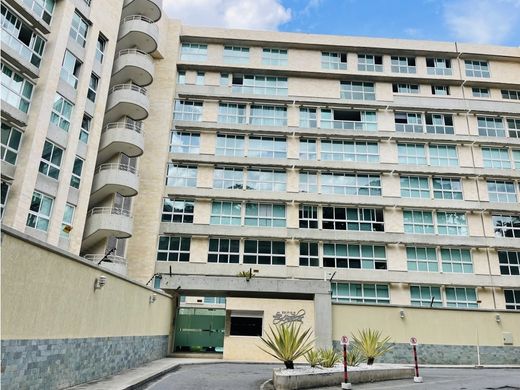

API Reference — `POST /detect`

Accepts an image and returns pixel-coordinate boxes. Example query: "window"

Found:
[437,212,468,236]
[250,105,287,126]
[70,156,83,189]
[321,109,377,131]
[169,131,200,154]
[482,147,511,169]
[86,73,98,102]
[300,107,317,128]
[208,238,240,263]
[220,73,229,86]
[508,119,520,138]
[323,244,386,269]
[232,74,288,96]
[216,134,245,157]
[432,177,463,200]
[50,94,73,131]
[1,63,34,113]
[95,34,107,63]
[505,290,520,311]
[395,112,423,133]
[513,150,520,169]
[410,286,442,307]
[400,176,430,199]
[218,103,246,124]
[161,198,194,223]
[262,48,287,66]
[243,240,285,265]
[403,210,434,234]
[441,248,472,273]
[391,56,416,73]
[244,203,285,227]
[298,204,319,229]
[465,60,490,78]
[195,71,204,85]
[445,287,478,308]
[398,143,426,165]
[322,207,384,232]
[492,215,520,238]
[407,247,438,272]
[60,203,75,238]
[331,283,390,304]
[213,167,243,189]
[502,90,520,100]
[26,191,53,231]
[426,58,452,76]
[22,0,55,24]
[299,171,318,193]
[156,236,190,261]
[357,54,383,72]
[165,164,197,187]
[60,50,81,89]
[499,251,520,275]
[0,181,9,219]
[429,144,458,166]
[300,242,319,267]
[38,140,63,179]
[472,88,489,98]
[321,140,379,162]
[1,123,22,165]
[1,6,46,67]
[69,12,88,47]
[210,201,241,225]
[173,100,203,121]
[299,139,317,160]
[248,136,286,159]
[177,70,186,84]
[487,180,517,203]
[477,117,505,137]
[393,84,419,94]
[180,43,207,61]
[431,85,450,96]
[340,81,375,100]
[230,312,263,336]
[321,52,347,70]
[247,169,286,192]
[425,113,454,134]
[79,114,91,143]
[223,46,249,64]
[321,173,381,196]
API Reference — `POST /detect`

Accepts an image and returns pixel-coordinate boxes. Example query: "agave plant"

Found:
[259,323,314,369]
[345,345,363,367]
[304,349,321,368]
[352,329,393,365]
[318,348,341,368]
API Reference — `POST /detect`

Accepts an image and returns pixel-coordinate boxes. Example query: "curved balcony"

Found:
[122,0,162,23]
[90,164,139,205]
[117,15,159,54]
[111,49,155,87]
[84,254,128,276]
[82,207,133,249]
[97,121,144,162]
[104,84,149,123]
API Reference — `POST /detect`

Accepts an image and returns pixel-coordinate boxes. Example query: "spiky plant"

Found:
[318,348,342,368]
[304,349,321,368]
[259,323,314,369]
[345,345,363,367]
[352,329,393,365]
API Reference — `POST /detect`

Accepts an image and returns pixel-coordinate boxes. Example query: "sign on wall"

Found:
[272,309,306,325]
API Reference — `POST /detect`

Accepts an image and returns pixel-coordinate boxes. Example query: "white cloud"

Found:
[443,0,520,44]
[163,0,292,31]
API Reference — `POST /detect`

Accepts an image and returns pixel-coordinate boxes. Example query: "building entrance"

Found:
[173,307,225,353]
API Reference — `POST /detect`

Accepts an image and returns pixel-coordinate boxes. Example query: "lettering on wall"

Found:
[272,309,306,325]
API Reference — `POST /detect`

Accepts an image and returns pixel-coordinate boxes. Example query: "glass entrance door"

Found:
[173,307,225,353]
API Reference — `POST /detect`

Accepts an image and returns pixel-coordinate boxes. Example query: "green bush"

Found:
[304,349,321,367]
[352,329,393,365]
[318,347,341,368]
[345,345,362,367]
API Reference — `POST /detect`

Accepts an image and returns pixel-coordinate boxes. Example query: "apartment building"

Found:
[1,1,519,363]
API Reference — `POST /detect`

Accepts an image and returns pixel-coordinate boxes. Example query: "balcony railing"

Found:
[87,207,132,218]
[109,83,148,96]
[95,163,138,175]
[1,29,43,68]
[84,254,128,265]
[321,120,377,131]
[121,15,159,33]
[103,120,144,133]
[115,48,153,61]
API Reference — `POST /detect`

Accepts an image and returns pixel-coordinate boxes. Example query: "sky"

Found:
[162,0,520,46]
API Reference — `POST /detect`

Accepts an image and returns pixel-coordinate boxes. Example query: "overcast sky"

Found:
[163,0,520,46]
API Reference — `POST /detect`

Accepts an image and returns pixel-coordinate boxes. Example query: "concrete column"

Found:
[313,292,332,348]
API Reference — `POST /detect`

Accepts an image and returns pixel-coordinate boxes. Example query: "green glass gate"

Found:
[173,307,225,353]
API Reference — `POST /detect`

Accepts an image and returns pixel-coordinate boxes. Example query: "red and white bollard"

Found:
[410,337,423,383]
[341,335,352,389]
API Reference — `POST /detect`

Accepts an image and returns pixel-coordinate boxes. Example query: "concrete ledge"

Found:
[273,364,414,390]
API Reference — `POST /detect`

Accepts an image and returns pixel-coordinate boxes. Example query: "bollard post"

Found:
[410,337,423,383]
[341,336,352,389]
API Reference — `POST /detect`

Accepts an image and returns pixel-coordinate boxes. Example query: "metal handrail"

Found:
[115,48,152,60]
[87,207,132,217]
[84,254,128,265]
[120,15,159,34]
[109,83,147,96]
[95,163,138,175]
[103,121,144,133]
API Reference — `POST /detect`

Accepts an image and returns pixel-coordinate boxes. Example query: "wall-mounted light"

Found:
[149,293,157,304]
[496,314,501,323]
[400,309,405,319]
[94,276,107,290]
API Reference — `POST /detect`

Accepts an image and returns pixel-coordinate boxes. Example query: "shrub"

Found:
[259,323,314,369]
[318,347,342,368]
[305,349,321,367]
[352,329,393,365]
[345,346,362,367]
